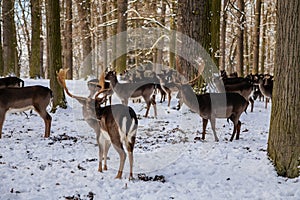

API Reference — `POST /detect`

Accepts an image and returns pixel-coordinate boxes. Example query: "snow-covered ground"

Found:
[0,79,299,200]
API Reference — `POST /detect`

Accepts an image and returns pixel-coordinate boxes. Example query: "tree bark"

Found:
[236,0,245,77]
[2,0,18,76]
[63,0,73,79]
[46,0,67,111]
[0,3,4,75]
[268,0,300,178]
[77,0,93,78]
[29,0,41,78]
[209,0,221,68]
[252,0,261,74]
[115,0,128,74]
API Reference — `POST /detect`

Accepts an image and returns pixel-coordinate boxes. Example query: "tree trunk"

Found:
[101,0,108,70]
[46,0,67,111]
[176,0,210,76]
[252,0,261,74]
[115,0,128,74]
[236,0,245,77]
[209,0,221,68]
[2,0,18,76]
[77,0,92,78]
[220,0,228,71]
[169,1,177,69]
[268,0,300,178]
[0,3,4,75]
[63,0,73,79]
[29,0,41,78]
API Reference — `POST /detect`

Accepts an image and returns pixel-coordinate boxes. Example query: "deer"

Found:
[57,68,138,179]
[0,86,52,139]
[87,77,113,105]
[214,74,254,112]
[176,83,249,142]
[0,76,24,88]
[105,71,157,118]
[156,73,179,108]
[256,75,273,109]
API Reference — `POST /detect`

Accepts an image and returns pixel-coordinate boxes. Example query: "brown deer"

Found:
[57,69,138,179]
[0,76,24,88]
[105,71,157,118]
[177,84,249,142]
[0,86,52,138]
[156,73,179,108]
[256,76,273,109]
[215,75,254,112]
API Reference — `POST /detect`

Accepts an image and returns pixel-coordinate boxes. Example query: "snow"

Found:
[0,79,299,200]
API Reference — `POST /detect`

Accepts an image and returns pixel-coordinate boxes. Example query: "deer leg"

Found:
[201,118,208,140]
[125,136,136,180]
[151,95,157,118]
[97,134,104,172]
[229,116,238,142]
[113,143,126,179]
[249,97,254,112]
[236,120,242,140]
[209,118,219,142]
[167,92,171,107]
[103,139,111,171]
[34,106,52,138]
[0,111,6,139]
[143,99,151,118]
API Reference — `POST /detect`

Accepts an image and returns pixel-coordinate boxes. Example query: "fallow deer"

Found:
[57,69,138,179]
[177,84,249,142]
[105,71,157,118]
[0,76,24,88]
[0,86,52,138]
[215,74,254,112]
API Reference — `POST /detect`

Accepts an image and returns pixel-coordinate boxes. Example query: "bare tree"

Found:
[268,0,300,178]
[2,0,18,76]
[77,0,92,78]
[252,0,261,74]
[29,0,42,78]
[236,0,245,77]
[115,0,128,73]
[46,0,67,111]
[63,0,73,79]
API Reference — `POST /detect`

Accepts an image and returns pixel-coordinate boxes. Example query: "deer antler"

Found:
[99,71,105,92]
[56,68,83,99]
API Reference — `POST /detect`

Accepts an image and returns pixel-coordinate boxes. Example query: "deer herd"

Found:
[0,67,273,179]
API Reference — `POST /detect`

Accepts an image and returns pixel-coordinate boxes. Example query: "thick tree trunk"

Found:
[220,0,228,71]
[209,0,221,68]
[0,5,4,75]
[115,0,128,74]
[63,0,73,79]
[169,1,177,69]
[268,0,300,178]
[2,0,18,76]
[77,0,93,78]
[176,0,210,76]
[236,0,245,77]
[46,0,67,111]
[29,0,41,78]
[252,0,261,74]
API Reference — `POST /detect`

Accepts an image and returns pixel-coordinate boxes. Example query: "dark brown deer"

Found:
[0,86,52,138]
[215,75,254,112]
[157,73,179,107]
[87,78,113,105]
[177,84,248,142]
[105,71,157,118]
[0,76,24,88]
[256,76,273,108]
[57,69,138,179]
